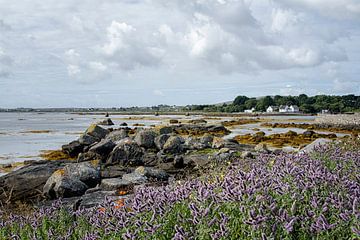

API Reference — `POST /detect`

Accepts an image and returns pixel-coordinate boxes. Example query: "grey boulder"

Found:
[107,138,144,166]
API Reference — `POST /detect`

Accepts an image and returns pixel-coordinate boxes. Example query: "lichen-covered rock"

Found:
[134,130,157,148]
[155,134,171,150]
[163,136,184,154]
[98,118,114,126]
[78,134,98,146]
[107,138,144,166]
[0,160,67,203]
[62,140,84,158]
[85,124,109,140]
[100,178,131,191]
[105,129,128,142]
[254,143,270,153]
[134,166,169,181]
[122,173,147,184]
[43,162,101,199]
[89,139,116,157]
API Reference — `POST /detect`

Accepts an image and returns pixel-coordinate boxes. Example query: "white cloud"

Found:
[67,64,80,76]
[100,21,163,71]
[153,89,164,96]
[0,48,13,78]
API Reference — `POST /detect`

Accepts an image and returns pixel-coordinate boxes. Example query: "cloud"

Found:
[100,21,164,71]
[275,0,360,20]
[0,19,11,31]
[0,48,13,78]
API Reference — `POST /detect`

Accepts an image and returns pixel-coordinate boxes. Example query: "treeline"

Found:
[186,94,360,113]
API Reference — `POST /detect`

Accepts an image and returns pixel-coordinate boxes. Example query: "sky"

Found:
[0,0,359,108]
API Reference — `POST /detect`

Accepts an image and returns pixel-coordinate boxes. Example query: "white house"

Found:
[279,105,300,113]
[266,106,279,113]
[244,107,255,113]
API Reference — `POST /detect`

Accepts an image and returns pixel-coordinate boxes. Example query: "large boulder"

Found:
[98,118,114,126]
[43,162,100,199]
[100,178,131,191]
[105,129,128,142]
[155,134,171,150]
[254,143,270,153]
[43,171,88,199]
[107,138,144,166]
[163,136,184,154]
[122,173,147,185]
[78,134,98,146]
[62,140,84,158]
[85,124,109,140]
[158,126,173,135]
[77,151,101,163]
[134,130,157,148]
[89,139,116,157]
[200,134,214,147]
[134,166,169,181]
[0,160,67,203]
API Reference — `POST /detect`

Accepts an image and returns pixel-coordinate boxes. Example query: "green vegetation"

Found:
[187,94,360,113]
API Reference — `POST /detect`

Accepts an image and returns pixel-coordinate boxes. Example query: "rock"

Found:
[100,165,128,179]
[163,136,184,154]
[107,139,144,166]
[155,134,171,150]
[100,178,131,191]
[173,155,184,168]
[285,130,298,137]
[142,152,158,166]
[241,151,254,158]
[120,122,128,126]
[184,137,209,150]
[85,124,109,140]
[219,148,230,154]
[0,163,12,168]
[0,160,67,203]
[105,129,128,142]
[254,143,270,153]
[43,172,88,199]
[212,137,226,149]
[61,140,84,158]
[158,126,173,135]
[299,138,332,154]
[134,166,169,181]
[63,162,101,188]
[77,151,101,162]
[98,118,114,126]
[78,134,98,146]
[303,130,316,138]
[135,130,157,148]
[169,119,179,124]
[43,162,100,199]
[89,139,116,157]
[122,173,147,184]
[200,134,214,147]
[189,119,207,124]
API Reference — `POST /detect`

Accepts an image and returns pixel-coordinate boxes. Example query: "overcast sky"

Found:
[0,0,359,107]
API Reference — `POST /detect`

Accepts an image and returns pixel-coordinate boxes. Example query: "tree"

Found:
[233,96,249,106]
[256,96,274,111]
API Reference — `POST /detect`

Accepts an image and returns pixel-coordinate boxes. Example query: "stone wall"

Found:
[315,113,360,125]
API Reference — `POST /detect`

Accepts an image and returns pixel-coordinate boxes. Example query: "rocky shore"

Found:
[0,119,252,209]
[0,117,351,210]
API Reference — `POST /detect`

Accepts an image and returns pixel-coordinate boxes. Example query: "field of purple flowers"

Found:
[1,141,359,239]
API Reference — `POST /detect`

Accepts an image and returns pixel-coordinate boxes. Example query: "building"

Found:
[266,106,279,113]
[279,105,300,113]
[244,107,255,113]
